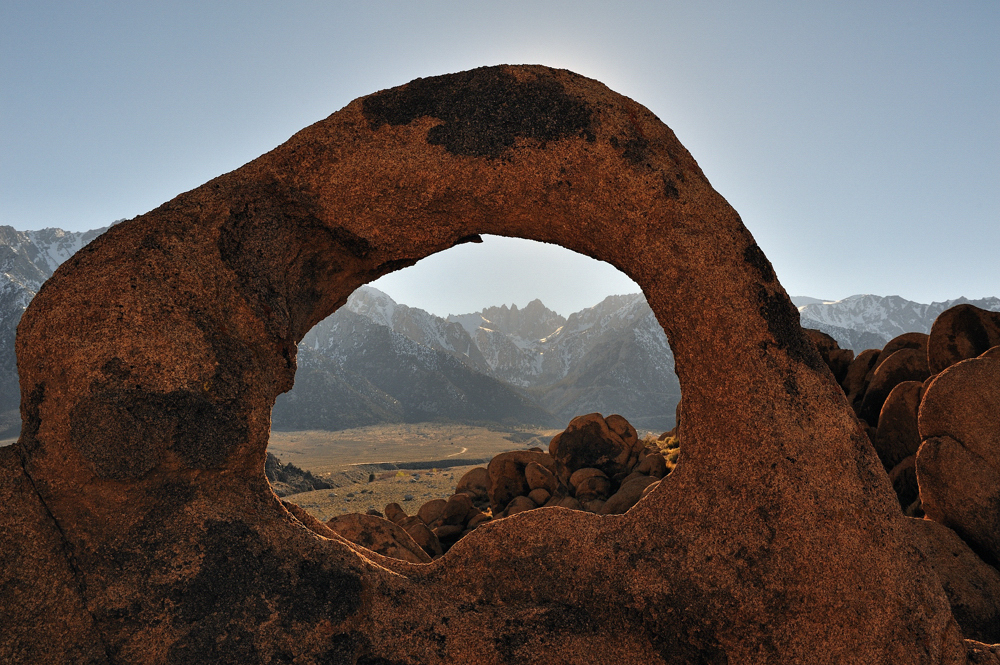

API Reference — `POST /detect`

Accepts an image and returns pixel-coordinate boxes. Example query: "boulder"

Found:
[417,498,448,527]
[326,513,432,564]
[637,452,667,478]
[600,475,658,515]
[906,518,1000,644]
[505,495,537,516]
[528,488,551,506]
[919,357,1000,469]
[873,380,923,471]
[569,467,608,492]
[556,496,583,511]
[604,414,639,450]
[487,450,556,513]
[525,461,558,493]
[842,348,880,408]
[927,304,1000,375]
[549,413,631,479]
[442,493,475,526]
[804,328,855,384]
[575,474,613,503]
[887,456,919,511]
[398,516,443,559]
[980,345,1000,360]
[455,466,490,503]
[916,436,1000,567]
[384,502,407,524]
[857,348,930,426]
[874,332,929,371]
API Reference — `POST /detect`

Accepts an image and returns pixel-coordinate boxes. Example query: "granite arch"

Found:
[3,65,971,663]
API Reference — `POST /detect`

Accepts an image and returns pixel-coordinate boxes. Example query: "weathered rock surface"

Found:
[928,304,1000,375]
[874,380,923,471]
[842,348,880,410]
[326,513,432,564]
[917,435,1000,567]
[907,518,1000,644]
[875,332,929,371]
[858,348,931,426]
[549,412,632,480]
[804,328,855,384]
[917,357,1000,567]
[1,65,970,663]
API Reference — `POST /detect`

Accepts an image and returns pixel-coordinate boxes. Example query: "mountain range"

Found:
[0,224,997,437]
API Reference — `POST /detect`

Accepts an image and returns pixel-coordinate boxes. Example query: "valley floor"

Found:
[270,422,561,521]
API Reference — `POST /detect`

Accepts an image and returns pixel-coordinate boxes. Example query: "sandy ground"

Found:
[281,463,483,522]
[271,423,561,522]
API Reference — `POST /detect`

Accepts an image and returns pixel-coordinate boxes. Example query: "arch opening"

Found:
[266,235,685,554]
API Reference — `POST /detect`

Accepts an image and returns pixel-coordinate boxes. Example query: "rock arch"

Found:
[2,66,969,663]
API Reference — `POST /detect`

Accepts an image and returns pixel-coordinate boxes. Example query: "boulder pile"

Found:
[326,413,670,559]
[808,303,1000,521]
[806,304,1000,644]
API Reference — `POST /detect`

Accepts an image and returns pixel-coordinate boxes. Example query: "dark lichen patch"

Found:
[953,306,993,356]
[743,243,775,284]
[166,520,363,663]
[755,285,826,373]
[16,382,45,459]
[218,180,365,341]
[362,66,594,158]
[662,174,680,199]
[70,387,247,478]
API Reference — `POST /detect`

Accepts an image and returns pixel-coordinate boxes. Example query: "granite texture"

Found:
[1,65,978,663]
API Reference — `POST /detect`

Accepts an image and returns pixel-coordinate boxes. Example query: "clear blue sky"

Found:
[2,1,997,315]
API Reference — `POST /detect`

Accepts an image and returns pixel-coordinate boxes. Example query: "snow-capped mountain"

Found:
[2,222,998,438]
[0,225,108,436]
[794,294,1000,351]
[276,307,556,430]
[301,287,682,430]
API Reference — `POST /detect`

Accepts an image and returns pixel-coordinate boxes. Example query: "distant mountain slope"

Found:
[2,224,998,438]
[329,287,682,431]
[0,225,107,435]
[276,308,557,430]
[796,294,1000,350]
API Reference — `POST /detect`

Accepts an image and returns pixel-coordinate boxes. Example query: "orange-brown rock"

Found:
[875,332,929,370]
[907,518,1000,644]
[417,497,448,527]
[919,357,1000,468]
[874,380,923,471]
[549,413,631,479]
[524,460,558,493]
[1,65,970,663]
[383,501,407,524]
[804,328,855,384]
[888,455,919,510]
[917,357,1000,566]
[842,348,880,408]
[486,449,555,513]
[928,304,1000,375]
[326,513,431,564]
[858,348,930,426]
[637,451,667,478]
[600,475,658,515]
[454,466,489,502]
[398,515,443,559]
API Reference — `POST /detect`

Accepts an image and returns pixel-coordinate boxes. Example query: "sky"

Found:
[2,1,997,316]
